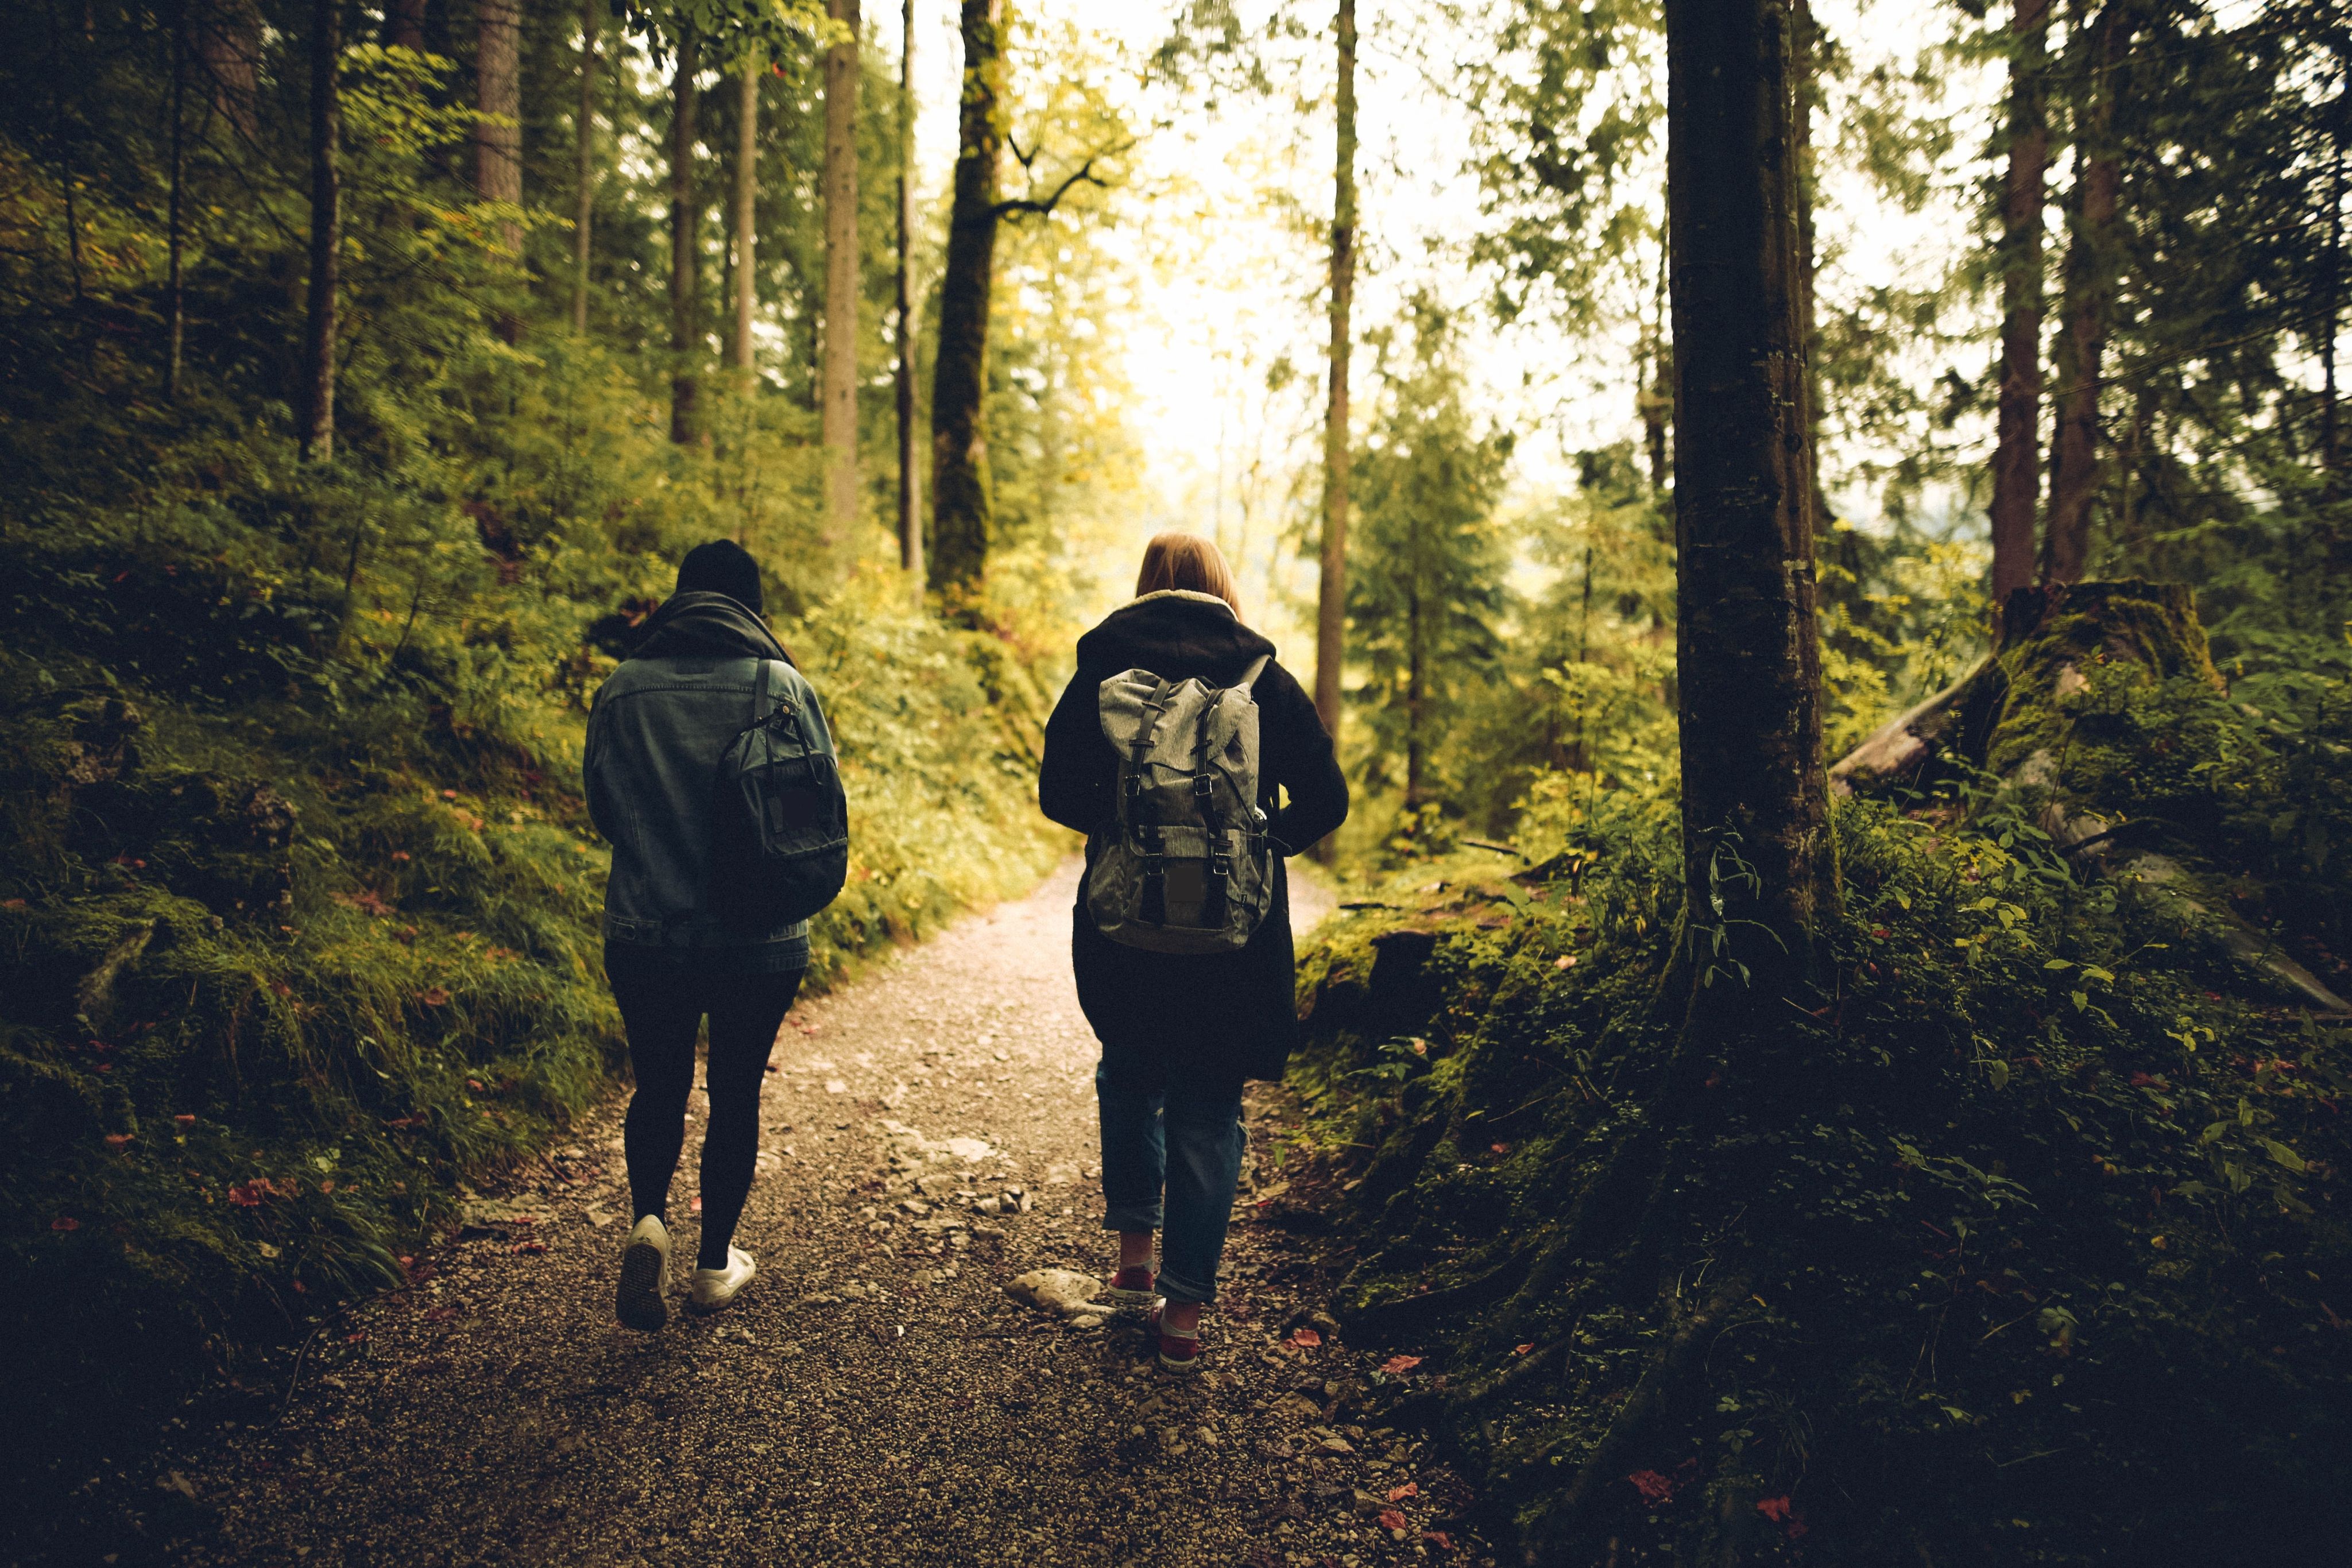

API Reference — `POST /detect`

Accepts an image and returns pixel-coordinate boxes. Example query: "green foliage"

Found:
[1341,299,1515,847]
[1292,789,2352,1561]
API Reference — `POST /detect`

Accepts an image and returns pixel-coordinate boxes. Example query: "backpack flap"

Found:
[707,660,850,926]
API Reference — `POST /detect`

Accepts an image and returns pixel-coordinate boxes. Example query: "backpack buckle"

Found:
[1192,773,1214,802]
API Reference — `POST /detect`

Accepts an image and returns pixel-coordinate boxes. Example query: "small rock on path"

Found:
[150,860,1490,1567]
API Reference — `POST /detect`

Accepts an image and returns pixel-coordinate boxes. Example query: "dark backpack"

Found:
[706,660,849,926]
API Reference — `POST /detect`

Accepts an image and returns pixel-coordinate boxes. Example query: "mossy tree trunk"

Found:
[1666,0,1837,1004]
[929,0,1007,599]
[1833,580,2350,1012]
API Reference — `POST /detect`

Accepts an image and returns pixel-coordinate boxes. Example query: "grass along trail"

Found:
[138,860,1492,1567]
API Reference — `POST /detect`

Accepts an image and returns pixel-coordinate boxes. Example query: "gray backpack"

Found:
[1085,655,1275,954]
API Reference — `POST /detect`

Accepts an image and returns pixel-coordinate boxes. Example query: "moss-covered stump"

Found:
[1833,580,2347,1012]
[1288,811,2352,1565]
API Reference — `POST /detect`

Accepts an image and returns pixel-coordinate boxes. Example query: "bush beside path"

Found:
[87,862,1490,1568]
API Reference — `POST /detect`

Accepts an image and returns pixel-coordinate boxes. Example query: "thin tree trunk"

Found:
[731,52,760,375]
[1665,0,1836,996]
[1990,0,2051,612]
[822,0,864,539]
[166,3,187,400]
[669,26,702,446]
[897,0,923,579]
[1405,584,1426,810]
[299,0,339,463]
[1640,240,1670,493]
[1314,0,1358,761]
[384,0,425,51]
[475,0,523,258]
[2324,115,2342,495]
[572,0,597,334]
[1795,0,1829,539]
[928,0,1005,596]
[2044,0,2123,586]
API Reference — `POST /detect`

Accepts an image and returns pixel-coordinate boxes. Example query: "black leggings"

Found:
[605,954,803,1269]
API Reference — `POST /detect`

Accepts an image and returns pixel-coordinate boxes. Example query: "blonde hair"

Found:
[1135,532,1242,617]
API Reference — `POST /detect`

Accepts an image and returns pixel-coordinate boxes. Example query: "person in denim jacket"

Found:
[585,540,834,1330]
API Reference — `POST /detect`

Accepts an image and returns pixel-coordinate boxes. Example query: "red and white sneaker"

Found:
[1146,1303,1202,1375]
[1104,1265,1158,1308]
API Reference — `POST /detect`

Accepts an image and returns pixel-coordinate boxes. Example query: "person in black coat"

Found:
[1038,533,1348,1371]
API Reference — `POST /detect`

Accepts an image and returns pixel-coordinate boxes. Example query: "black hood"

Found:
[629,591,795,665]
[1074,590,1276,686]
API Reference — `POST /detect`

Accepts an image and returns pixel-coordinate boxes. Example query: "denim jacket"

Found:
[584,655,836,972]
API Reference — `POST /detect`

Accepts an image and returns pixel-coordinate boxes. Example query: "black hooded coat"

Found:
[1039,591,1349,1089]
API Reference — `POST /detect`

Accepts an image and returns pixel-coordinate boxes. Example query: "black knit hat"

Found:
[674,540,764,614]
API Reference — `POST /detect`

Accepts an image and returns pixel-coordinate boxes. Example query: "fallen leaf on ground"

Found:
[511,1239,546,1255]
[419,988,450,1008]
[1382,1354,1423,1375]
[1286,1327,1322,1349]
[1512,1341,1534,1355]
[1377,1509,1407,1531]
[1387,1481,1419,1501]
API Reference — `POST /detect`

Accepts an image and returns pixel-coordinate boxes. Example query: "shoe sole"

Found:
[1156,1347,1202,1375]
[616,1240,668,1333]
[1104,1287,1159,1308]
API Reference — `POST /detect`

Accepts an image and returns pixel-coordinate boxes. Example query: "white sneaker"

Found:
[688,1246,757,1314]
[615,1215,671,1333]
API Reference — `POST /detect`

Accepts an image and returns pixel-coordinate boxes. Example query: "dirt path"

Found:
[147,861,1491,1568]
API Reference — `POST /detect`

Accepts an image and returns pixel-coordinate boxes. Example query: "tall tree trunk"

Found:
[2044,0,2123,586]
[1990,0,2051,611]
[929,0,1005,597]
[1314,0,1357,753]
[475,0,523,258]
[165,3,187,400]
[1640,241,1670,493]
[1795,0,1829,539]
[299,0,339,463]
[571,0,596,334]
[383,0,426,51]
[822,0,864,539]
[2323,113,2342,496]
[730,52,760,375]
[896,0,923,579]
[1665,0,1836,996]
[1405,584,1426,810]
[669,26,702,445]
[190,0,261,146]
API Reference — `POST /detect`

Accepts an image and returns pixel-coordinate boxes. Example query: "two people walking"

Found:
[585,532,1345,1369]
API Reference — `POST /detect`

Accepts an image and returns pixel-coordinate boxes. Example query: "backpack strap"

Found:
[1126,677,1174,925]
[1191,695,1230,931]
[1235,653,1271,692]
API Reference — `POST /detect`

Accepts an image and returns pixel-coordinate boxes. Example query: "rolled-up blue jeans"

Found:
[1096,1064,1245,1306]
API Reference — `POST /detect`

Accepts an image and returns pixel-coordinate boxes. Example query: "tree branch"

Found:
[990,148,1128,220]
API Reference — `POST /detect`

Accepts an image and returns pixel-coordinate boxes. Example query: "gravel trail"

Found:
[152,861,1491,1567]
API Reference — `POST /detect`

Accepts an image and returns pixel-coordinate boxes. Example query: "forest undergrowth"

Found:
[1288,601,2352,1564]
[0,373,1065,1484]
